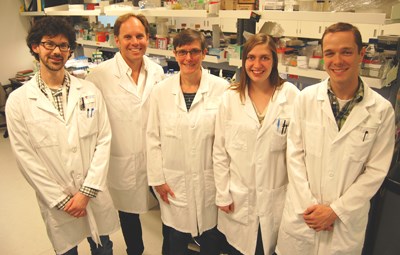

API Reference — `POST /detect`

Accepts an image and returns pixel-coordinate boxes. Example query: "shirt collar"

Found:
[327,78,364,103]
[37,70,71,95]
[116,52,147,77]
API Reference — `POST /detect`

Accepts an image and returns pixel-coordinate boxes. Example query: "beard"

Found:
[39,54,66,72]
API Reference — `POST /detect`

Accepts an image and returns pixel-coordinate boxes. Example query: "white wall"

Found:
[0,1,33,85]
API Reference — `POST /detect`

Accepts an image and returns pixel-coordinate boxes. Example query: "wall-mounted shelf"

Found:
[77,39,115,49]
[20,11,45,16]
[104,7,209,18]
[229,58,383,88]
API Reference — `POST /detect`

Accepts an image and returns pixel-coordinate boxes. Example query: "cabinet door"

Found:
[380,23,400,36]
[220,18,237,33]
[355,23,380,43]
[298,21,324,39]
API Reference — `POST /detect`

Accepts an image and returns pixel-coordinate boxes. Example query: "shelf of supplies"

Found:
[256,10,386,24]
[146,48,175,57]
[20,11,45,16]
[76,39,115,49]
[229,58,242,67]
[104,7,209,17]
[146,48,227,63]
[281,64,329,80]
[45,10,101,16]
[228,59,382,88]
[220,10,386,24]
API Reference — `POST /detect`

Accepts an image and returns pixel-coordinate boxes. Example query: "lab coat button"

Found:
[328,171,334,177]
[72,147,77,153]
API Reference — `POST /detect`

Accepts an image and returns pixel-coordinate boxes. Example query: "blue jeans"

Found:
[60,235,113,255]
[118,211,144,255]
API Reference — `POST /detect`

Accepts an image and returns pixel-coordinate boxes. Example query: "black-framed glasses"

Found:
[175,49,203,57]
[40,41,70,52]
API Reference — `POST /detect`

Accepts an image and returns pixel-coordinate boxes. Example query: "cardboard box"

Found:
[221,0,238,10]
[237,3,255,10]
[239,0,256,3]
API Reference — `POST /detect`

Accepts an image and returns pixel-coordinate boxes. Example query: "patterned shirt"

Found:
[37,71,70,119]
[37,72,98,209]
[327,78,364,130]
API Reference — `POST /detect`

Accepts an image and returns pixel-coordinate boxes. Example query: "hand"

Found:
[219,203,234,214]
[303,204,337,232]
[155,184,175,204]
[64,192,90,218]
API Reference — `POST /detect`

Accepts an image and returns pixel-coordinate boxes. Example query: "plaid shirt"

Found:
[327,78,364,130]
[37,71,70,119]
[37,72,98,209]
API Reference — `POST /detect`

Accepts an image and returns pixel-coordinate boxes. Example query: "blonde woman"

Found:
[213,33,299,255]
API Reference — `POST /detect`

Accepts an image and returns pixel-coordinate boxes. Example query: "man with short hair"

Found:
[6,16,119,255]
[276,22,395,255]
[86,13,165,255]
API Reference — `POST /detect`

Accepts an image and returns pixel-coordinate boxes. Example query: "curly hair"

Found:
[26,16,76,61]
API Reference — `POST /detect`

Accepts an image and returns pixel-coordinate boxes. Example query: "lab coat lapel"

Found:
[27,80,62,119]
[171,74,187,112]
[114,53,139,95]
[334,87,374,143]
[259,88,287,137]
[64,77,82,124]
[191,69,209,109]
[318,81,337,125]
[141,70,153,106]
[244,87,261,125]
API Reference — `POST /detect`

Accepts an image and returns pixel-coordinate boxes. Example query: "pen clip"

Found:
[362,131,369,142]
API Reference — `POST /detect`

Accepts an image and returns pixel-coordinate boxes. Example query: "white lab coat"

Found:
[86,53,163,213]
[146,69,228,236]
[276,79,395,255]
[6,74,119,254]
[213,82,299,255]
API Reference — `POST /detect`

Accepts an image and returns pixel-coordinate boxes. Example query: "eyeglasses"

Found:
[40,41,70,52]
[175,49,203,57]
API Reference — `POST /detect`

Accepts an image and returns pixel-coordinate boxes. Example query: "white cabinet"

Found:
[298,21,324,38]
[220,18,237,33]
[380,23,400,36]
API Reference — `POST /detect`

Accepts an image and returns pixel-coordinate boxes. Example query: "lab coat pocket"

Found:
[45,206,76,228]
[161,113,181,139]
[304,121,324,157]
[26,118,58,148]
[226,122,248,151]
[201,111,217,138]
[78,110,98,138]
[346,125,379,162]
[281,195,315,253]
[228,183,249,225]
[108,154,137,189]
[270,121,289,152]
[204,168,216,207]
[164,168,187,207]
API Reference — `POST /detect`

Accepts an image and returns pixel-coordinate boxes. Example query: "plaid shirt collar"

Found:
[37,71,71,96]
[327,78,364,130]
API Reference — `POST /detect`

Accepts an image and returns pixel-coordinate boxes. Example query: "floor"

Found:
[0,127,164,255]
